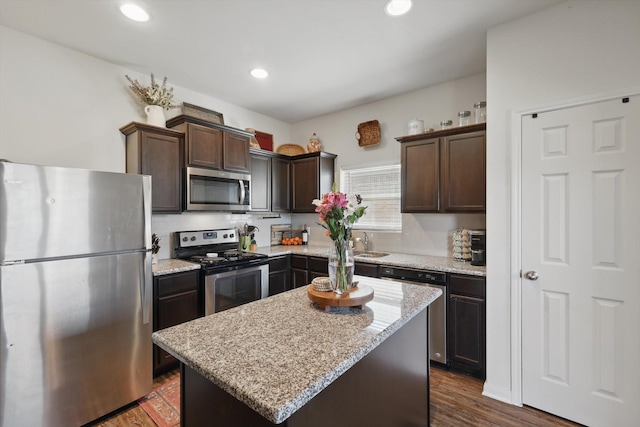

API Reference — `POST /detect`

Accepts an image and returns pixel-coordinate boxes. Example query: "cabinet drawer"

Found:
[291,254,308,269]
[308,256,328,274]
[269,255,289,272]
[449,274,485,298]
[355,262,378,278]
[156,270,200,298]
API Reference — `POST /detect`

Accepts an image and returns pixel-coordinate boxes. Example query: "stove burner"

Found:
[190,255,225,265]
[188,250,267,268]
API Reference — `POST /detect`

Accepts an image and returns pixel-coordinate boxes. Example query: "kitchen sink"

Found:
[353,251,389,258]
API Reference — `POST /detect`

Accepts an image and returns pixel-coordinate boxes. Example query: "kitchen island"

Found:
[153,276,441,426]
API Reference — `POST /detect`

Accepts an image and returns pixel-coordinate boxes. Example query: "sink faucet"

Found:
[353,232,370,252]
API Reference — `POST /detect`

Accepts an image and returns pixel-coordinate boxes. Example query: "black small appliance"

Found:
[469,229,486,266]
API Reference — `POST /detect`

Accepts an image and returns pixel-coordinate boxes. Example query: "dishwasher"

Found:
[379,265,448,365]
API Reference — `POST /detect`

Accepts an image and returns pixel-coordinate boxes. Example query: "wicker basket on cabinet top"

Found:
[276,144,306,156]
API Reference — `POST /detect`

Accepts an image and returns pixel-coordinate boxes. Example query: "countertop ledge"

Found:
[153,277,441,424]
[152,259,201,276]
[256,245,486,277]
[152,246,486,277]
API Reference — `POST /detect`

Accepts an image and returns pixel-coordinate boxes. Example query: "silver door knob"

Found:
[525,271,539,281]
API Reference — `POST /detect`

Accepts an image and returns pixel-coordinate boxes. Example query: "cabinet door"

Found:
[272,157,291,212]
[401,138,439,212]
[223,133,250,173]
[269,270,291,296]
[269,256,291,296]
[448,274,486,379]
[440,130,486,212]
[187,123,223,169]
[155,290,199,370]
[140,130,182,213]
[291,157,319,213]
[291,268,309,289]
[153,270,201,375]
[250,152,271,212]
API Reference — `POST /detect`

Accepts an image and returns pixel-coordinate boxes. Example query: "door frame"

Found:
[508,86,640,407]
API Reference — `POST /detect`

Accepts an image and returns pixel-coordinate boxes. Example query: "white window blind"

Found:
[340,164,401,231]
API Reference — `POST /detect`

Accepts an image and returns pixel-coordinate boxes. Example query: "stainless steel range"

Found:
[174,229,269,314]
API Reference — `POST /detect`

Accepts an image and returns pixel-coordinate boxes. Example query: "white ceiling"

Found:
[0,0,560,123]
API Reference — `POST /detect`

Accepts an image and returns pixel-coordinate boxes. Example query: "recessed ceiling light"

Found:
[250,68,269,79]
[120,3,149,22]
[385,0,412,16]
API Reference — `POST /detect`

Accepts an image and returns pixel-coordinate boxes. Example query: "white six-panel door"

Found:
[521,95,640,426]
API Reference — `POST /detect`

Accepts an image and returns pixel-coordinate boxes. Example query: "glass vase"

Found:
[328,239,354,295]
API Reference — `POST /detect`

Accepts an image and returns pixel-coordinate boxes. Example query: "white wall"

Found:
[291,74,487,255]
[485,0,640,403]
[0,25,293,257]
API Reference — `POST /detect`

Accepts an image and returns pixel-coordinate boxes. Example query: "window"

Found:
[340,164,401,231]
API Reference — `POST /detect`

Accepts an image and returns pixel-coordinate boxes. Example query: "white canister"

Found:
[408,119,424,135]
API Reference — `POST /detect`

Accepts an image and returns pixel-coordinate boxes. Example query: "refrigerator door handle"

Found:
[141,253,152,324]
[143,176,152,250]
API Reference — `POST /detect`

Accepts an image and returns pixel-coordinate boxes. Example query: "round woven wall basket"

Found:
[356,120,381,147]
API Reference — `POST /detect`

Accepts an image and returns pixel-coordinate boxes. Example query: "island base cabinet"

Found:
[180,308,430,426]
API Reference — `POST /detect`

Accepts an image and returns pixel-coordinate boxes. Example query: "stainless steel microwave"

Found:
[185,167,251,211]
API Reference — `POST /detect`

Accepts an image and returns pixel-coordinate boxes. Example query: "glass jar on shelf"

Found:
[474,101,486,123]
[440,120,453,130]
[457,111,471,127]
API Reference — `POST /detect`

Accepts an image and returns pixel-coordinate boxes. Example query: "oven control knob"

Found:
[230,233,234,238]
[190,236,196,241]
[223,234,228,238]
[182,237,188,242]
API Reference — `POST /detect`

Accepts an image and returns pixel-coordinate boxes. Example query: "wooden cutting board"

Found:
[307,284,374,311]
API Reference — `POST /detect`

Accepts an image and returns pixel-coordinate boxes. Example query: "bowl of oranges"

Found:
[281,236,303,245]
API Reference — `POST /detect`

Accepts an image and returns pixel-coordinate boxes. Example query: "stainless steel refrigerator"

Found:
[0,161,152,427]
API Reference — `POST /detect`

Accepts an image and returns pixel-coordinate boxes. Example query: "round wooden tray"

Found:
[307,284,374,311]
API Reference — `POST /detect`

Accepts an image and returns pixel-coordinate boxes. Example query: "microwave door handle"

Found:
[239,180,245,205]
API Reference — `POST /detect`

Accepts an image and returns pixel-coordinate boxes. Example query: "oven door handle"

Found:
[238,180,246,205]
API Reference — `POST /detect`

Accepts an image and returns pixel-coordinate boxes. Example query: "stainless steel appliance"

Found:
[0,161,152,427]
[185,167,251,211]
[173,229,268,314]
[379,266,448,365]
[469,229,486,266]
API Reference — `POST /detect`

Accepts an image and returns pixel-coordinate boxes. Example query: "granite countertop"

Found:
[152,258,200,276]
[255,245,486,277]
[152,276,441,424]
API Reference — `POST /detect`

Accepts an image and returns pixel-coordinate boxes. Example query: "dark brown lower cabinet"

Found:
[153,270,201,376]
[291,255,309,288]
[268,255,291,296]
[290,254,329,287]
[448,273,486,379]
[308,256,328,280]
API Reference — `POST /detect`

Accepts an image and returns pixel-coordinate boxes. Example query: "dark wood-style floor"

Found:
[89,367,581,427]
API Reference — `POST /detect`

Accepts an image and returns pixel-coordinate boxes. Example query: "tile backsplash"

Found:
[292,213,486,258]
[152,211,485,260]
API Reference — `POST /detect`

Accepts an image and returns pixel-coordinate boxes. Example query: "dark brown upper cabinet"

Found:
[249,148,292,213]
[291,152,336,213]
[121,122,184,214]
[271,156,291,212]
[397,123,486,213]
[167,115,251,173]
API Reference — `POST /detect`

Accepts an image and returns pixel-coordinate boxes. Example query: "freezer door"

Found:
[0,251,152,427]
[0,162,151,263]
